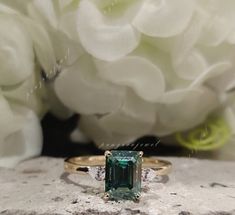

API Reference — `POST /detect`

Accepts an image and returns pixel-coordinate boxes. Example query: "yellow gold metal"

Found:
[64,155,172,176]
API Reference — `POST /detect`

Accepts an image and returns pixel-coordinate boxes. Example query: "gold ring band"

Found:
[64,155,172,176]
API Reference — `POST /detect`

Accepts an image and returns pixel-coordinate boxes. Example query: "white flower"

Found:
[0,98,43,168]
[0,4,52,167]
[54,0,235,149]
[27,0,84,66]
[26,0,85,118]
[2,0,235,157]
[0,14,34,86]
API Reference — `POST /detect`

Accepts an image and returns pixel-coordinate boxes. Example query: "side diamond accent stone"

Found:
[89,166,105,181]
[141,168,156,182]
[88,167,156,182]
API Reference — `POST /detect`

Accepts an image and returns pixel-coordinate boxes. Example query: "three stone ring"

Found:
[64,150,172,202]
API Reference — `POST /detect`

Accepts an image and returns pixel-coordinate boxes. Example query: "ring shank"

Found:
[64,156,172,176]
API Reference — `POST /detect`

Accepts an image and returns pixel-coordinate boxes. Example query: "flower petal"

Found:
[45,82,74,119]
[21,17,56,75]
[95,56,165,102]
[0,14,34,85]
[94,0,143,21]
[190,61,231,88]
[59,11,79,42]
[174,49,208,80]
[172,10,206,66]
[0,106,42,168]
[28,0,58,29]
[99,90,156,135]
[199,0,235,46]
[0,94,22,140]
[79,115,139,149]
[49,30,84,66]
[224,107,235,135]
[155,87,218,134]
[132,40,188,91]
[199,16,232,46]
[207,69,235,93]
[2,66,48,117]
[158,88,202,104]
[0,0,31,14]
[54,55,125,114]
[76,0,140,61]
[28,0,82,66]
[0,3,14,13]
[58,0,77,11]
[133,0,195,37]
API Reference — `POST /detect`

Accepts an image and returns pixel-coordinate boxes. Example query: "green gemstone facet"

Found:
[105,150,142,201]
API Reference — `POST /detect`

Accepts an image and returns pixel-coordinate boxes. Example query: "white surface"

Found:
[0,157,235,215]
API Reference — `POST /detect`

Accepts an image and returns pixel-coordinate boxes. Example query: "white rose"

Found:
[0,97,43,168]
[0,4,55,167]
[25,0,84,118]
[52,0,235,149]
[27,0,84,66]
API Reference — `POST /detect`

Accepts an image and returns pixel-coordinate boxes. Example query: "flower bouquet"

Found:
[1,0,235,167]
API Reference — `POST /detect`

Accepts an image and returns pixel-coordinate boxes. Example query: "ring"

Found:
[64,150,172,201]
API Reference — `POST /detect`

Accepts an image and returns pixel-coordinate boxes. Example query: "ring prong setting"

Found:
[134,193,141,202]
[103,192,110,201]
[104,150,112,157]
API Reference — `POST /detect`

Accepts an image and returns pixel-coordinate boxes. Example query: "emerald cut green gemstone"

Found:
[105,150,142,201]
